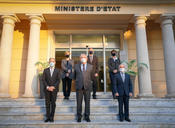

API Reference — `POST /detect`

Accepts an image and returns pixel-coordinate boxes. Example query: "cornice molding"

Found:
[0,0,175,5]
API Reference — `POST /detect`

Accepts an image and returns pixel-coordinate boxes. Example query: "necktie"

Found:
[122,73,125,82]
[67,61,68,66]
[83,64,85,72]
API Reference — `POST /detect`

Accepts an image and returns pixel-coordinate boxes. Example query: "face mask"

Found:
[50,62,55,67]
[120,68,125,73]
[81,58,87,63]
[89,51,93,54]
[65,55,69,58]
[112,53,116,56]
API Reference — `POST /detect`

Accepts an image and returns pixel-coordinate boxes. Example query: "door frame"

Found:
[53,30,123,93]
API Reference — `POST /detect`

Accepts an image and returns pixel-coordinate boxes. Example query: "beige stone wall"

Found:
[126,22,166,97]
[9,21,29,98]
[147,22,166,97]
[126,27,139,97]
[9,20,48,98]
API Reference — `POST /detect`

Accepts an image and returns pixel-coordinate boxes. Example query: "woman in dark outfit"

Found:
[108,49,120,99]
[61,51,74,100]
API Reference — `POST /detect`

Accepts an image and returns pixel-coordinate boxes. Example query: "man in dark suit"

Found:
[74,54,93,122]
[108,49,120,99]
[43,58,60,122]
[87,48,99,99]
[115,64,133,122]
[61,51,74,100]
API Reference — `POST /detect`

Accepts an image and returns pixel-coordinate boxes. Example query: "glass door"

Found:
[54,33,120,93]
[71,48,104,92]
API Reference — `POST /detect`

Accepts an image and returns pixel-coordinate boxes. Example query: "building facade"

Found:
[0,0,175,98]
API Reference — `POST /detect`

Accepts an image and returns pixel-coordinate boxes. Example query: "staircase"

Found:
[0,92,175,128]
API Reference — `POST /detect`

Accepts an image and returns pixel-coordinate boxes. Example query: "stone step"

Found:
[0,112,175,122]
[0,120,175,128]
[0,105,174,113]
[0,98,175,107]
[0,98,175,128]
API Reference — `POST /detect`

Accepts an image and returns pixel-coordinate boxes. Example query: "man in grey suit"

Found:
[74,54,93,122]
[87,48,99,99]
[61,51,74,100]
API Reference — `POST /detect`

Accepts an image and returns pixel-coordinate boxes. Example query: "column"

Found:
[23,15,44,97]
[0,15,18,97]
[161,16,175,98]
[135,16,154,97]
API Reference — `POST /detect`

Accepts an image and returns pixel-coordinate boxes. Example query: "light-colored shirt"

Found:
[113,57,118,61]
[89,55,93,63]
[120,72,125,82]
[81,63,87,71]
[50,67,55,77]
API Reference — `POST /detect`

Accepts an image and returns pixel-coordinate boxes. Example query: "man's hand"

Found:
[115,93,119,97]
[47,87,52,92]
[68,69,71,73]
[66,73,69,77]
[94,73,98,77]
[129,93,133,97]
[47,86,55,92]
[50,86,55,91]
[47,86,51,91]
[113,69,117,73]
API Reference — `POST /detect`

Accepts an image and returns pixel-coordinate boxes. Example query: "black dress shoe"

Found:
[93,95,97,99]
[119,118,123,122]
[50,118,54,122]
[77,118,81,122]
[125,118,131,122]
[44,118,50,122]
[85,117,91,122]
[119,117,123,122]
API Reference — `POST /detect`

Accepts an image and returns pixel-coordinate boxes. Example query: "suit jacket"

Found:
[115,72,133,96]
[74,63,93,91]
[61,59,74,79]
[108,57,120,73]
[87,55,99,75]
[42,67,60,92]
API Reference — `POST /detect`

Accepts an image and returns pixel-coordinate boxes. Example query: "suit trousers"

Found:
[45,89,58,119]
[118,94,129,119]
[76,89,91,118]
[92,78,98,97]
[109,72,117,98]
[62,77,72,98]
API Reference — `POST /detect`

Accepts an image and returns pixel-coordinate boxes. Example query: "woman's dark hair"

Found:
[111,49,117,54]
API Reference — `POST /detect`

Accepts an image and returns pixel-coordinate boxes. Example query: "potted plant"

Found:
[35,61,49,99]
[122,59,148,98]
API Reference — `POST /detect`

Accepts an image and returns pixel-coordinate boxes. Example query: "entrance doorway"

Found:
[55,33,120,93]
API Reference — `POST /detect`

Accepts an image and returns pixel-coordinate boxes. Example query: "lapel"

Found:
[92,56,95,63]
[78,63,83,75]
[48,67,56,78]
[64,59,68,66]
[88,55,94,64]
[86,64,89,72]
[52,68,56,78]
[47,68,51,78]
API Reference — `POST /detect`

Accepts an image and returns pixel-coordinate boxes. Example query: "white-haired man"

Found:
[74,54,93,122]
